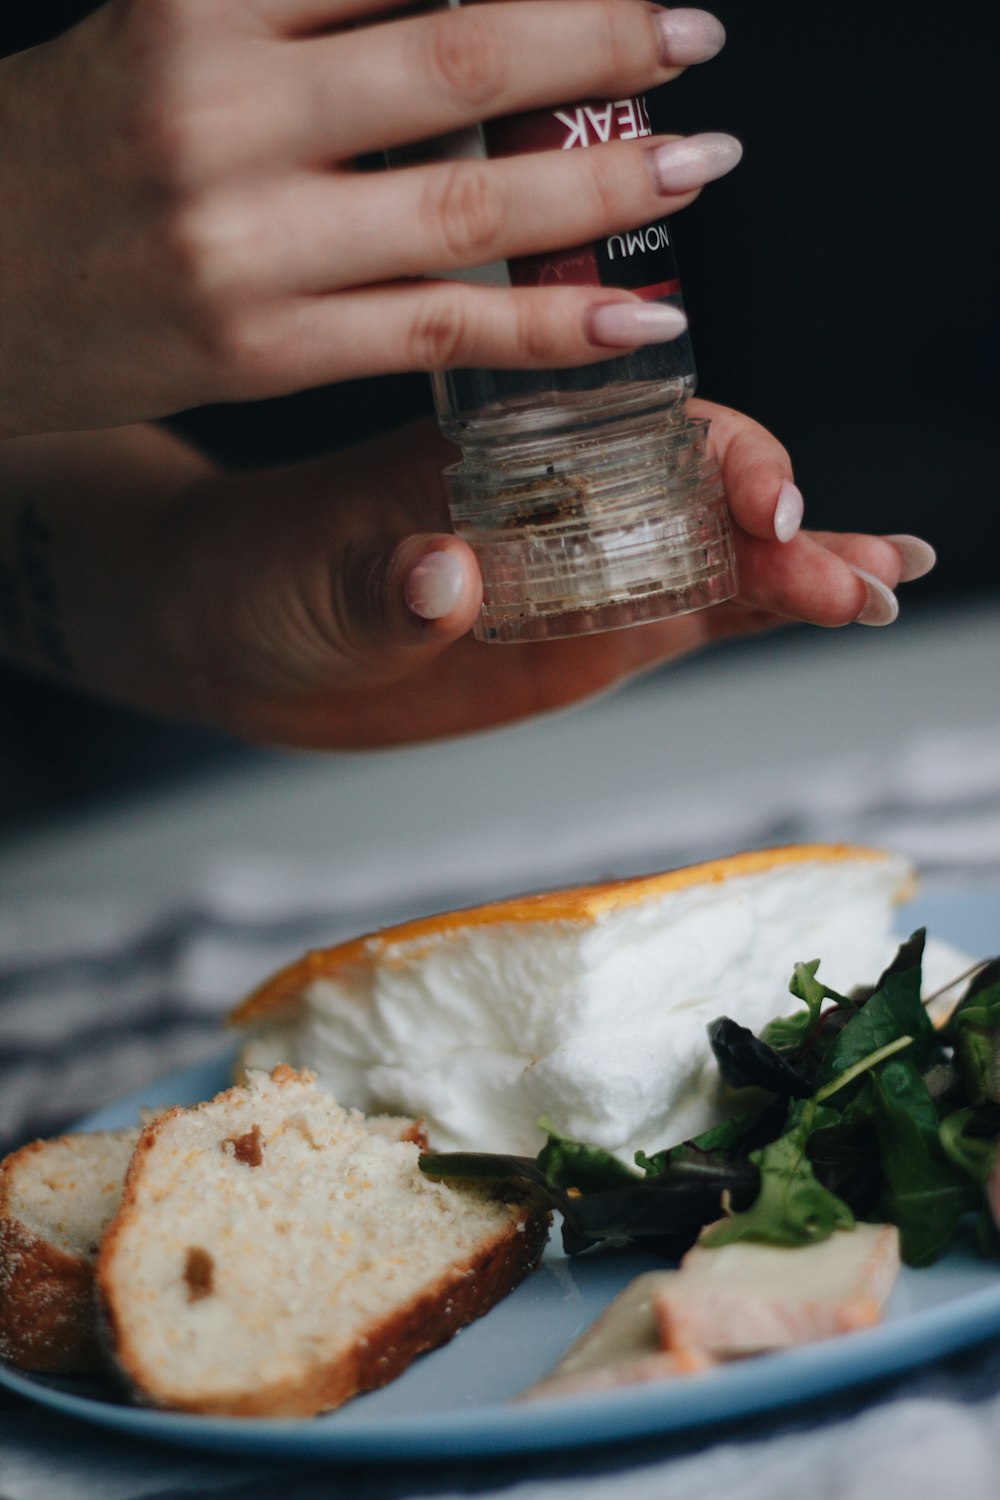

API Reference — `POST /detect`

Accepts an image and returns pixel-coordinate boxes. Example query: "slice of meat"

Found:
[521,1272,709,1400]
[655,1222,901,1360]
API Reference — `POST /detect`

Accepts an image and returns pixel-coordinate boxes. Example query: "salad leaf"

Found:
[420,1128,759,1258]
[805,1113,882,1219]
[938,1104,1000,1185]
[817,934,936,1086]
[760,959,852,1057]
[952,1015,1000,1107]
[636,1099,789,1177]
[814,1033,915,1103]
[700,1101,854,1249]
[946,966,1000,1105]
[875,928,931,991]
[555,1158,759,1258]
[707,1017,813,1097]
[943,958,1000,1035]
[637,1113,750,1175]
[418,1150,553,1193]
[534,1118,640,1192]
[867,1059,973,1266]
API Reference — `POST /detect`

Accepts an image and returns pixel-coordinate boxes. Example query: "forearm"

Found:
[0,423,217,712]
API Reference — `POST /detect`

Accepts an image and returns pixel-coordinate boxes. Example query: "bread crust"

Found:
[0,1139,105,1372]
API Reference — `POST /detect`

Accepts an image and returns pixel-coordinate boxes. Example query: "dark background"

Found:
[2,1,997,829]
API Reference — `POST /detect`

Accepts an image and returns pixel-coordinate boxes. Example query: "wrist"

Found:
[0,425,217,713]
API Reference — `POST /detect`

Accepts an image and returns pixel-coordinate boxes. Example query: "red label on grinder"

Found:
[482,97,682,297]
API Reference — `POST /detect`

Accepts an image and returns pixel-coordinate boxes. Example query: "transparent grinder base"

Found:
[444,413,737,644]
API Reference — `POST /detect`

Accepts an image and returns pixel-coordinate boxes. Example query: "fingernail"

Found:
[884,533,937,583]
[648,132,743,195]
[654,8,726,66]
[849,565,899,627]
[587,300,687,348]
[405,549,465,620]
[773,480,804,543]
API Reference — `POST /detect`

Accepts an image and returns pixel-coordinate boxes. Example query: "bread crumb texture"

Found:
[0,1129,139,1371]
[96,1068,547,1416]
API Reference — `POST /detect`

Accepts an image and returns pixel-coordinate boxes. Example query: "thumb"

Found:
[336,534,483,660]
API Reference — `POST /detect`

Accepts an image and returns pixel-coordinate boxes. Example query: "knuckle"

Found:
[595,0,648,80]
[422,9,508,111]
[204,314,273,390]
[586,145,639,225]
[175,284,276,399]
[407,296,470,371]
[162,194,249,297]
[740,433,793,483]
[431,163,507,265]
[514,298,564,364]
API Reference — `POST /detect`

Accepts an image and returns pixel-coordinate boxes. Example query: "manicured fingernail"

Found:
[654,8,726,65]
[849,566,899,627]
[587,300,687,348]
[773,480,804,543]
[885,533,937,583]
[648,132,743,195]
[405,550,465,620]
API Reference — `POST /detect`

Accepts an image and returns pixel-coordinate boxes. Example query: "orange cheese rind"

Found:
[229,843,911,1028]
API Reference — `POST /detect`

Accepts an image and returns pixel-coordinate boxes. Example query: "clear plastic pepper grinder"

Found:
[428,55,737,642]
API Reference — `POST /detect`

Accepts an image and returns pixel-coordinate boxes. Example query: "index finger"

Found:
[275,1,707,162]
[255,0,718,53]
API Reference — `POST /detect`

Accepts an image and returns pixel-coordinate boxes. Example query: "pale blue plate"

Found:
[1,884,997,1461]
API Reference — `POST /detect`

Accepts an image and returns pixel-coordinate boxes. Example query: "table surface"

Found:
[2,595,999,1500]
[4,595,998,901]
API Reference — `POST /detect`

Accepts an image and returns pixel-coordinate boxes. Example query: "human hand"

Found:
[108,401,934,749]
[0,0,737,438]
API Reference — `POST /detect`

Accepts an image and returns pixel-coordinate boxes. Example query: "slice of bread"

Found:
[0,1104,429,1379]
[96,1067,549,1417]
[0,1128,139,1372]
[228,845,919,1159]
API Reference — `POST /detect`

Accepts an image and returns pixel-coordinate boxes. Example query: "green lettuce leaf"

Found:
[699,1101,854,1249]
[818,935,935,1086]
[868,1059,973,1266]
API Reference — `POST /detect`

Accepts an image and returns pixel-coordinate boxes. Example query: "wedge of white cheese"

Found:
[231,845,941,1160]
